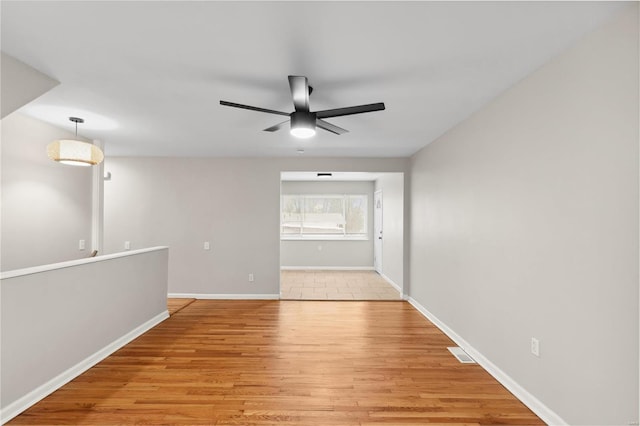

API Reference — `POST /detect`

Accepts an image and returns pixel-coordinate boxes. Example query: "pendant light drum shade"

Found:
[47,116,104,166]
[47,139,104,166]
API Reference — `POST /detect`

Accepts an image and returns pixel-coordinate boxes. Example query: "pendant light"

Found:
[47,117,104,166]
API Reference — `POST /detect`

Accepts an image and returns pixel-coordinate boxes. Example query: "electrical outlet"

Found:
[79,239,85,250]
[248,273,254,282]
[531,337,540,357]
[204,241,210,250]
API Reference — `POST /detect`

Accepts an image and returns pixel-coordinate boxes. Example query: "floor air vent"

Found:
[448,347,476,364]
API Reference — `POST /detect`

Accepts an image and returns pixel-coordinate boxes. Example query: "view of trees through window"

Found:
[281,194,367,238]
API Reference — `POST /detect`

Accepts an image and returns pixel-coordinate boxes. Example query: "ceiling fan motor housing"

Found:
[290,111,316,132]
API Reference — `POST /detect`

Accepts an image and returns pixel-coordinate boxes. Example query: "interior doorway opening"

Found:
[279,171,404,301]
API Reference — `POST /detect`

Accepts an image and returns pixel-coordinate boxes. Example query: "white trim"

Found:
[91,139,104,254]
[374,189,383,274]
[379,272,401,293]
[168,293,280,300]
[280,266,375,271]
[407,297,567,426]
[0,246,169,280]
[0,311,169,425]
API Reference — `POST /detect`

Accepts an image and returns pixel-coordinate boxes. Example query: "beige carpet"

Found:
[281,270,402,300]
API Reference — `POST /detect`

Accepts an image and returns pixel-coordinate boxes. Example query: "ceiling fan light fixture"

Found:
[290,127,316,139]
[220,75,384,137]
[290,111,316,139]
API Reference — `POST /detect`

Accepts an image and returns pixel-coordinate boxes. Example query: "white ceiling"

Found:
[1,1,626,158]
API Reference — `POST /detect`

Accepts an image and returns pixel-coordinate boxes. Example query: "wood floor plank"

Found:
[8,300,543,425]
[167,298,196,315]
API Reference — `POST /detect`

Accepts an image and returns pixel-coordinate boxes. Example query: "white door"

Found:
[374,190,383,274]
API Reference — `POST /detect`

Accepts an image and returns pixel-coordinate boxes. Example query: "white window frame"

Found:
[281,194,368,241]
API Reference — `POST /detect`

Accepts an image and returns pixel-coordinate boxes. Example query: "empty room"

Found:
[1,1,638,425]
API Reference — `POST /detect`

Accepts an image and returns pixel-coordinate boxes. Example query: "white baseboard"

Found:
[407,297,567,426]
[280,266,375,271]
[0,310,169,425]
[168,293,280,300]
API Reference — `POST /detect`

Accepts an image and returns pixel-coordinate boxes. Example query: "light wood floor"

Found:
[281,270,402,300]
[9,300,543,425]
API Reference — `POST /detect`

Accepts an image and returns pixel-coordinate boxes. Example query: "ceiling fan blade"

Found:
[220,100,289,116]
[264,120,289,132]
[316,119,349,135]
[315,102,385,119]
[288,75,310,112]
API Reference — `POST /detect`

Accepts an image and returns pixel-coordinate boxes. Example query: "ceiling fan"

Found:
[220,75,385,138]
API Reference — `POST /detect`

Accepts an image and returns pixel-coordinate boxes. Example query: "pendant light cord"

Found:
[69,117,84,137]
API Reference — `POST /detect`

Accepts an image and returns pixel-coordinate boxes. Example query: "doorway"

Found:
[279,171,404,300]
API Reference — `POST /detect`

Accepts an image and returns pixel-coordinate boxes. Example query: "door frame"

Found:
[374,189,383,274]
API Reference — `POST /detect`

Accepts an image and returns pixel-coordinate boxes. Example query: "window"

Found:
[281,194,368,239]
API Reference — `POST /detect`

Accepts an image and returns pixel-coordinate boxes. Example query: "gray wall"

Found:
[103,157,409,295]
[1,113,93,271]
[280,180,374,268]
[409,6,638,425]
[374,173,404,289]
